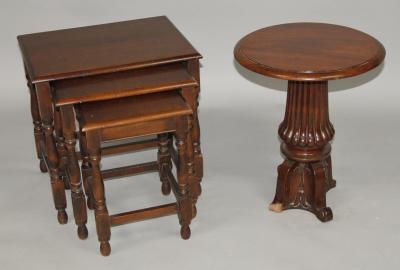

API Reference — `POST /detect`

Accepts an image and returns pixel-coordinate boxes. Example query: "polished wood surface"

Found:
[18,16,201,83]
[234,23,385,81]
[54,63,197,106]
[79,91,192,131]
[235,23,385,221]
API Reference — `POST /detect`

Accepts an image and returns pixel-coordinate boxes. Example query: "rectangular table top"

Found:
[54,63,198,106]
[18,16,201,83]
[79,90,192,132]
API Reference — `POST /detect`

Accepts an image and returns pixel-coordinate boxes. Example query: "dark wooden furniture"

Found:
[17,16,203,225]
[53,64,200,239]
[235,23,385,221]
[69,91,195,256]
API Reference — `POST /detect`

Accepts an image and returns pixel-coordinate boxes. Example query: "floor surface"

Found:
[1,1,399,269]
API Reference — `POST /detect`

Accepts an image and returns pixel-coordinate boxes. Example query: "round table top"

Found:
[234,23,385,81]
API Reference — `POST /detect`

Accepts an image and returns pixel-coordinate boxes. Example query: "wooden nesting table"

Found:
[18,16,203,223]
[235,23,385,221]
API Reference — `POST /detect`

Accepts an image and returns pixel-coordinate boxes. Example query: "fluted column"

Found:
[270,81,336,222]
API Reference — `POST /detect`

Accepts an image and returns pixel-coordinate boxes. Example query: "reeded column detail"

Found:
[270,81,336,222]
[279,81,334,148]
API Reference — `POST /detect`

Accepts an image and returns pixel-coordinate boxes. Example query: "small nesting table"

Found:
[235,23,385,221]
[18,16,203,224]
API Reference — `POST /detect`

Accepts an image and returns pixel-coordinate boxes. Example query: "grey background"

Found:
[1,0,399,269]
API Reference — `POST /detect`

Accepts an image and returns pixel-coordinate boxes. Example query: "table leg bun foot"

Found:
[39,159,48,173]
[161,182,171,196]
[77,224,88,240]
[100,241,111,256]
[180,225,191,240]
[57,210,68,224]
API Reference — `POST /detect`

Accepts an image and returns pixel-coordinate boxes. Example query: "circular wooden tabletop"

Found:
[234,23,385,81]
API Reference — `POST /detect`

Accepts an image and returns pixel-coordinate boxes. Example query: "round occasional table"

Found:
[234,23,385,222]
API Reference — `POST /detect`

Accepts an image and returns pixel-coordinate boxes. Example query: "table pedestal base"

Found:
[269,80,336,222]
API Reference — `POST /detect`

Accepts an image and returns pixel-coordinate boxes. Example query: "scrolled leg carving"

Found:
[270,80,335,222]
[311,162,333,222]
[157,133,172,195]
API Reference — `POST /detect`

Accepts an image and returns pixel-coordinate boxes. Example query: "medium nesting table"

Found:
[235,23,385,221]
[18,16,203,225]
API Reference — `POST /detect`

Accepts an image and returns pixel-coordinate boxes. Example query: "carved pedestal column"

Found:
[269,81,336,222]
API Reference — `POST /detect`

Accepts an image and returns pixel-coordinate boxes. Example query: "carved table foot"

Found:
[100,241,111,256]
[270,81,335,222]
[269,159,333,222]
[77,224,89,240]
[57,210,68,224]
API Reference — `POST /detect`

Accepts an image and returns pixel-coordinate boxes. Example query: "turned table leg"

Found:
[158,133,172,195]
[191,91,203,201]
[86,131,111,256]
[54,107,70,190]
[79,132,95,210]
[181,85,202,203]
[269,81,336,222]
[61,105,88,239]
[175,116,194,240]
[35,82,68,224]
[186,60,203,199]
[25,67,47,173]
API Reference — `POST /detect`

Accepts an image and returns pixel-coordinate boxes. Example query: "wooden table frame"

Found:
[235,22,385,222]
[24,59,203,224]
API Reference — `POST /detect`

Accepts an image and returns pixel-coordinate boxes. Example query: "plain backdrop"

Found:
[1,1,399,269]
